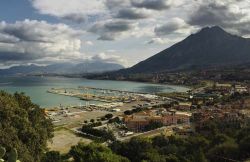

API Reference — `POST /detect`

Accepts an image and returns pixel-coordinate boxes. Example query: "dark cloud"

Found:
[2,28,51,43]
[0,52,40,61]
[89,20,134,40]
[131,0,170,10]
[98,34,116,41]
[116,8,150,19]
[154,18,190,36]
[187,1,250,36]
[105,0,130,10]
[105,21,132,32]
[189,2,244,27]
[61,13,86,23]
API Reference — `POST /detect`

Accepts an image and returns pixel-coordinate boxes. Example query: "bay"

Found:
[0,76,189,108]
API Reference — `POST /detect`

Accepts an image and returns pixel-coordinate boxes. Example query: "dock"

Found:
[78,86,150,95]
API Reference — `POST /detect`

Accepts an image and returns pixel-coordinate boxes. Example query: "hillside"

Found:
[124,26,250,73]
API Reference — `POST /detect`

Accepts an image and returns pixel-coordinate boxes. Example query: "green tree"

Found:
[0,91,54,162]
[105,114,113,119]
[69,143,129,162]
[207,142,240,162]
[41,151,62,162]
[239,135,250,158]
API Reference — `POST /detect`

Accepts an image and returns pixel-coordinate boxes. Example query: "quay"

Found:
[46,86,158,104]
[78,86,150,94]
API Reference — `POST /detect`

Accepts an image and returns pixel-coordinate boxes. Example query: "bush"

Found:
[69,143,129,162]
[124,110,133,115]
[108,117,121,124]
[105,113,113,119]
[81,126,115,141]
[144,121,163,131]
[41,151,62,162]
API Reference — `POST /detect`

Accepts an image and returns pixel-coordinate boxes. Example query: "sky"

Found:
[0,0,250,68]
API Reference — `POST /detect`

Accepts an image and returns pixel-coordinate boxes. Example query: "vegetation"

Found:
[41,151,63,162]
[0,91,53,162]
[109,127,250,162]
[0,146,19,162]
[144,121,163,131]
[108,117,122,124]
[1,91,249,162]
[39,118,249,162]
[69,143,129,162]
[81,125,115,141]
[105,114,113,120]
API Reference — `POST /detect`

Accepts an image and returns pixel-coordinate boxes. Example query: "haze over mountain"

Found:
[0,61,124,76]
[122,26,250,73]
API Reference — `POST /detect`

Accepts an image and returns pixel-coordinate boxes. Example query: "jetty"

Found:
[78,86,150,95]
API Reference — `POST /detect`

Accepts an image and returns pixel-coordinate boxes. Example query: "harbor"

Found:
[47,86,159,105]
[45,86,170,127]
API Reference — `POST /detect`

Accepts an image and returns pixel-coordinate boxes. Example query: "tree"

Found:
[144,121,163,131]
[69,143,129,162]
[124,110,133,115]
[207,142,240,162]
[152,135,169,148]
[105,114,113,119]
[165,154,179,162]
[108,117,121,124]
[41,151,62,162]
[0,91,54,162]
[111,137,161,162]
[193,149,208,162]
[239,135,250,158]
[90,119,95,123]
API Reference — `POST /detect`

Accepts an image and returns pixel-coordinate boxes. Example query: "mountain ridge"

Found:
[0,61,124,76]
[122,26,250,73]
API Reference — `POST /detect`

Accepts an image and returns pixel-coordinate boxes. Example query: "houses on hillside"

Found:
[124,110,191,132]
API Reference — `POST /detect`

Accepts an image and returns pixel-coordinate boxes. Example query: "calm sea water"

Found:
[0,76,189,107]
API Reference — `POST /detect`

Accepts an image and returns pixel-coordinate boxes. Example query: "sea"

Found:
[0,76,189,108]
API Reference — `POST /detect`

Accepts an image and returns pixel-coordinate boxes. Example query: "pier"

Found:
[46,86,149,104]
[78,86,150,95]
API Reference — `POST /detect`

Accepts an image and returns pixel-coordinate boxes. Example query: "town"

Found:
[45,80,250,155]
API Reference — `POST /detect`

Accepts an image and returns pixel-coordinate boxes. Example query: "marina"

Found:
[47,86,158,104]
[0,76,189,107]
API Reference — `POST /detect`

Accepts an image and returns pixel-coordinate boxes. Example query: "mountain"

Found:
[0,61,124,76]
[123,26,250,73]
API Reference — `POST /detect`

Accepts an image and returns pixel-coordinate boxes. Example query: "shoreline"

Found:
[29,74,192,91]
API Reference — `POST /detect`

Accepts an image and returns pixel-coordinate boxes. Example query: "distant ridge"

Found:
[0,61,124,76]
[122,26,250,73]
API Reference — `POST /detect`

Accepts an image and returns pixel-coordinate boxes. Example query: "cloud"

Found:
[154,18,192,36]
[146,37,170,44]
[0,19,84,65]
[105,0,131,10]
[88,20,135,40]
[188,1,250,36]
[131,0,171,10]
[189,2,245,26]
[85,41,94,46]
[115,8,151,19]
[90,53,127,65]
[61,13,86,23]
[31,0,106,23]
